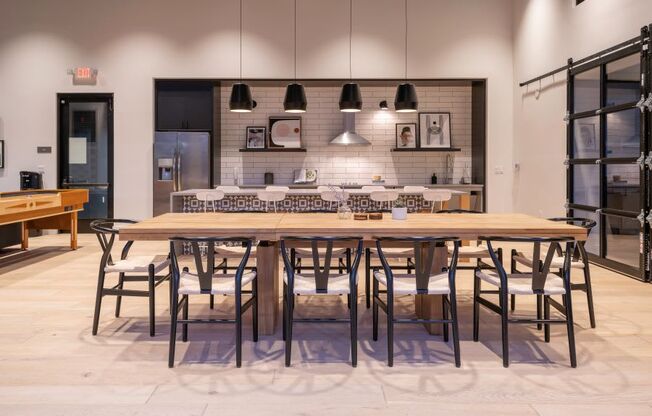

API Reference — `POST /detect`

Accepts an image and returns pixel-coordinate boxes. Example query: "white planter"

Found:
[392,207,408,220]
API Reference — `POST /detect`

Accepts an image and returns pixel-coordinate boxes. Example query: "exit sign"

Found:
[69,67,98,85]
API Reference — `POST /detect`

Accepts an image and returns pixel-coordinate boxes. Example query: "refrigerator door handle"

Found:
[176,151,182,191]
[172,152,179,192]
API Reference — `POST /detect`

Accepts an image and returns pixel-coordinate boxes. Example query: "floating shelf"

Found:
[391,147,462,152]
[239,148,307,153]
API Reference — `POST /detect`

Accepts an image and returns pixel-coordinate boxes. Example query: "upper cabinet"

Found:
[156,81,213,131]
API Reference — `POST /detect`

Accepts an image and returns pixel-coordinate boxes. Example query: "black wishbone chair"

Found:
[168,236,257,368]
[438,209,502,270]
[474,236,577,368]
[373,237,462,367]
[91,219,171,337]
[280,236,364,367]
[511,217,597,328]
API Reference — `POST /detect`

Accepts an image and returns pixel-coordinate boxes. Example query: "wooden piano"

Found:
[0,189,89,250]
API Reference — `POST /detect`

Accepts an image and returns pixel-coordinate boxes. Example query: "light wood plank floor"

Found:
[0,234,651,415]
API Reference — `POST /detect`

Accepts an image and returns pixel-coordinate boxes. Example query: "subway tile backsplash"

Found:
[220,85,472,185]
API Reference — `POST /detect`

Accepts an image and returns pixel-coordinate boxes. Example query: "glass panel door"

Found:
[567,40,648,280]
[58,94,113,232]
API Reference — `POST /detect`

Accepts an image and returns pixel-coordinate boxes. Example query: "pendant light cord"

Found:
[239,0,243,81]
[349,0,353,80]
[294,0,297,81]
[404,0,408,81]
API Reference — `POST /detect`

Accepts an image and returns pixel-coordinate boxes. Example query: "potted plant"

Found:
[392,198,408,220]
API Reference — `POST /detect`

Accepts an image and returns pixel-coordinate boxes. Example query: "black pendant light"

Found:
[394,0,418,112]
[230,0,254,112]
[284,0,307,113]
[339,0,362,112]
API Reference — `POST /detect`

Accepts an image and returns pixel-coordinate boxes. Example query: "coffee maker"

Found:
[20,171,43,190]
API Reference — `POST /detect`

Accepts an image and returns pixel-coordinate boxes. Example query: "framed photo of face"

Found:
[268,116,302,148]
[395,123,417,149]
[245,126,266,149]
[419,112,452,148]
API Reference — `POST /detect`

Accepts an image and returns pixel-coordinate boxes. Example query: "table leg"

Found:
[256,241,279,335]
[70,212,78,250]
[415,243,448,335]
[20,222,28,250]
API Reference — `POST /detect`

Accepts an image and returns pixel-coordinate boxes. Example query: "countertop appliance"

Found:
[153,131,210,216]
[20,171,43,190]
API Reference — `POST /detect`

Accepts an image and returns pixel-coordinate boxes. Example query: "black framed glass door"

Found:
[58,93,114,233]
[567,27,651,281]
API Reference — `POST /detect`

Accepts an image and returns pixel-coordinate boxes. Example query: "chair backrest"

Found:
[369,190,400,203]
[320,190,350,203]
[403,186,427,193]
[169,236,254,293]
[256,190,286,202]
[266,186,290,192]
[479,236,576,294]
[422,189,453,202]
[90,219,138,270]
[317,185,342,192]
[280,236,363,293]
[215,185,240,193]
[361,185,386,193]
[196,190,225,213]
[547,217,597,261]
[375,236,461,294]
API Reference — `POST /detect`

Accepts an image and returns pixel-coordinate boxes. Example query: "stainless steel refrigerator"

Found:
[153,131,210,216]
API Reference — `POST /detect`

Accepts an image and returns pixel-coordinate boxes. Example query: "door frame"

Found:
[57,93,114,232]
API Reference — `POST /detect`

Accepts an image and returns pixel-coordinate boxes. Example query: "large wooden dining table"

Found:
[119,212,587,335]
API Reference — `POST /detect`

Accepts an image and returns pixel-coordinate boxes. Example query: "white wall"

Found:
[0,0,514,219]
[512,0,652,217]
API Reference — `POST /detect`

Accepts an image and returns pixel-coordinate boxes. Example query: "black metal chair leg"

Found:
[168,292,179,368]
[499,288,510,368]
[210,295,214,309]
[387,290,394,367]
[282,283,287,341]
[115,272,124,317]
[235,288,242,368]
[509,249,516,312]
[285,292,294,367]
[365,248,371,309]
[442,295,449,343]
[182,295,189,342]
[472,271,480,342]
[148,265,156,337]
[536,294,543,330]
[346,248,352,273]
[449,291,461,368]
[544,295,551,342]
[372,275,379,341]
[564,293,577,368]
[252,277,258,342]
[510,294,516,312]
[350,286,357,367]
[92,270,107,336]
[584,264,596,328]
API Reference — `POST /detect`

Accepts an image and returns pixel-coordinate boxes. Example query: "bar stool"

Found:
[256,190,287,212]
[196,190,225,212]
[422,189,452,212]
[168,236,257,368]
[402,185,427,193]
[280,236,363,367]
[215,185,240,193]
[90,219,171,337]
[266,185,290,192]
[511,217,597,328]
[361,185,386,193]
[473,236,577,368]
[319,189,350,211]
[373,236,462,367]
[369,190,400,212]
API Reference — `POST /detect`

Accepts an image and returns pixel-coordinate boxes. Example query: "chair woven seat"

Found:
[105,255,169,274]
[178,271,257,295]
[373,270,450,295]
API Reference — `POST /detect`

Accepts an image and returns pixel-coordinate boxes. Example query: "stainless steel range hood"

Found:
[329,112,371,146]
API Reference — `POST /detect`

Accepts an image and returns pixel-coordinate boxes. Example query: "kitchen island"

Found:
[169,184,483,213]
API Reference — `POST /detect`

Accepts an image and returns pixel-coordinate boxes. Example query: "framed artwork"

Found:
[245,126,266,149]
[419,112,452,148]
[395,123,417,149]
[575,122,598,152]
[0,140,4,169]
[268,116,301,148]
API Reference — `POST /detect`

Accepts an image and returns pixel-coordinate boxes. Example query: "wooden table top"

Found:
[119,212,587,241]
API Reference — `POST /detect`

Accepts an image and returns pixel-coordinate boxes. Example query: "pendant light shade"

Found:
[284,83,307,113]
[339,82,362,112]
[394,83,418,112]
[229,83,254,112]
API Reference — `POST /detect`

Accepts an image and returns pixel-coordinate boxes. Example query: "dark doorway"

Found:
[58,93,114,233]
